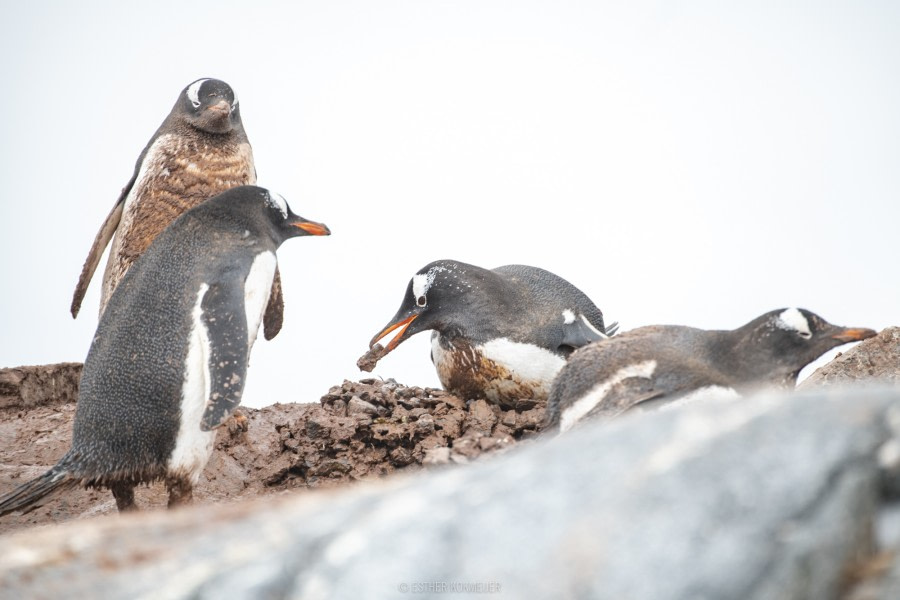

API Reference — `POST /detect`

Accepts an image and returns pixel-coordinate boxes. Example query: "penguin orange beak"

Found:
[831,327,877,343]
[293,221,331,236]
[370,314,418,352]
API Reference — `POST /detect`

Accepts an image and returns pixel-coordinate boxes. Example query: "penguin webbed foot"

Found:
[165,477,193,509]
[226,409,250,436]
[111,482,138,513]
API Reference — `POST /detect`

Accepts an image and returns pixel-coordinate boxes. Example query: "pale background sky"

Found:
[1,2,897,409]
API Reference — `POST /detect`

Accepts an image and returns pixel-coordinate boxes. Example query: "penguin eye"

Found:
[186,79,209,110]
[416,295,427,307]
[798,331,812,340]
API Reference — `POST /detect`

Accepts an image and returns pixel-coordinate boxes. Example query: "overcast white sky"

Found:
[1,2,898,408]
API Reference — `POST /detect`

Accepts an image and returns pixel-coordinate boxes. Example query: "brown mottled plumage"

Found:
[432,336,548,408]
[71,78,286,340]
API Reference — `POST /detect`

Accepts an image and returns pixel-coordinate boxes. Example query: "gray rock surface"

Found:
[801,327,900,388]
[847,503,900,600]
[796,327,900,598]
[0,388,896,600]
[800,327,900,502]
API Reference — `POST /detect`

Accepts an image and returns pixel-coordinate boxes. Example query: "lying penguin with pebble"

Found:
[359,259,616,408]
[0,186,329,516]
[545,308,876,433]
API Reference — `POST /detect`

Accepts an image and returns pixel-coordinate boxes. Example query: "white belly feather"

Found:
[431,334,566,402]
[478,337,566,387]
[167,251,276,482]
[168,283,217,483]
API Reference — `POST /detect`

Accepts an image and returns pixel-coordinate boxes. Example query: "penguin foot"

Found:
[111,483,138,513]
[226,410,250,436]
[165,477,193,509]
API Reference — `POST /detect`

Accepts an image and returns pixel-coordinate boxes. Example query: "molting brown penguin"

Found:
[70,78,288,340]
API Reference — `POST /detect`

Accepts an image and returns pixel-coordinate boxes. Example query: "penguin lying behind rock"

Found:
[70,78,289,341]
[1,186,329,516]
[360,260,616,409]
[545,308,876,433]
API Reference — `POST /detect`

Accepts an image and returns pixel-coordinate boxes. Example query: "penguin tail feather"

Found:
[0,466,78,517]
[604,321,620,337]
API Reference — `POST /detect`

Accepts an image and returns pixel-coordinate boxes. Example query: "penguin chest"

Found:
[168,284,218,484]
[431,334,566,408]
[166,252,276,483]
[105,135,256,302]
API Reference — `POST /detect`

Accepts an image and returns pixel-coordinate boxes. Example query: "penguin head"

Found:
[179,78,242,134]
[257,188,331,244]
[369,260,480,353]
[742,308,876,384]
[202,186,330,246]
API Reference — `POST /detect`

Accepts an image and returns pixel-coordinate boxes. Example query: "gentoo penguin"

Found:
[363,260,616,408]
[70,77,287,340]
[545,308,876,432]
[1,185,329,515]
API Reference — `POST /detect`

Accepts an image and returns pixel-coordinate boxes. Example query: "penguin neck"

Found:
[433,281,521,346]
[167,115,248,145]
[710,325,797,390]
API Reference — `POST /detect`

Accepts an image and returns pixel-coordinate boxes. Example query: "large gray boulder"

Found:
[0,388,896,600]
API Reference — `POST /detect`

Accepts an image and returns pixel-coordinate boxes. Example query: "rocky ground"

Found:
[3,327,900,599]
[0,370,546,536]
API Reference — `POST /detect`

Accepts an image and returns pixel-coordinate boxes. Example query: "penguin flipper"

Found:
[622,391,669,414]
[262,267,284,341]
[70,200,126,318]
[588,378,665,420]
[198,278,251,431]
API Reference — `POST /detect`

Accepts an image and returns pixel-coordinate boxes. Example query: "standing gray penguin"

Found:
[70,77,288,340]
[1,185,330,515]
[362,260,616,408]
[545,308,876,432]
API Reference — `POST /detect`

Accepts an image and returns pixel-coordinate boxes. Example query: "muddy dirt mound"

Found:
[0,362,81,409]
[0,369,546,536]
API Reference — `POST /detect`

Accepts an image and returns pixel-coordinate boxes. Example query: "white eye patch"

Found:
[411,273,432,307]
[265,191,288,218]
[411,266,448,307]
[776,308,812,339]
[186,78,210,108]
